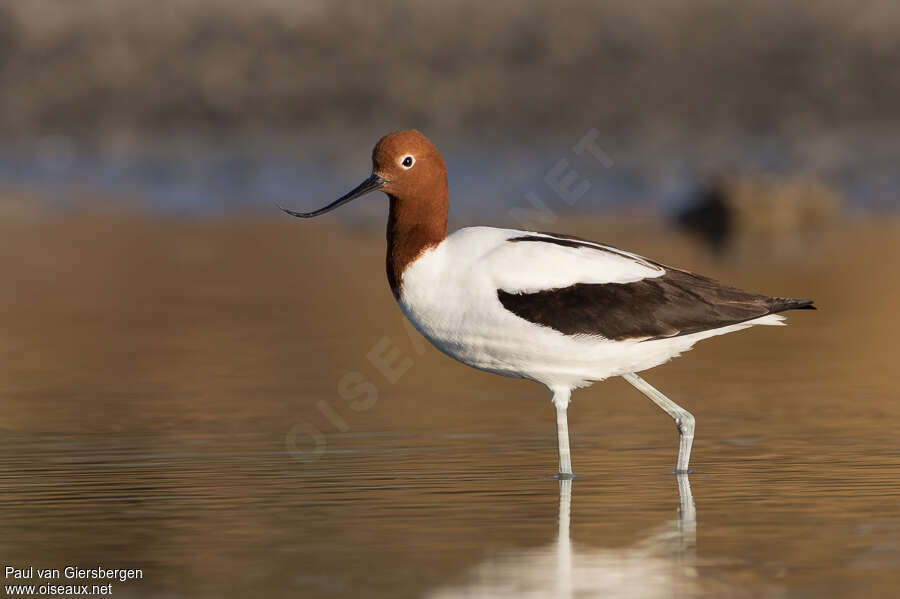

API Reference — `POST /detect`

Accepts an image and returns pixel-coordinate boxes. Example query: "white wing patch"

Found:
[481,231,664,294]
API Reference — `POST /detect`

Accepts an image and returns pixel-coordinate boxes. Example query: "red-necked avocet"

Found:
[279,130,815,478]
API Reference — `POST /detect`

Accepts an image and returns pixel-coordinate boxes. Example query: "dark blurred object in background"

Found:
[678,176,843,251]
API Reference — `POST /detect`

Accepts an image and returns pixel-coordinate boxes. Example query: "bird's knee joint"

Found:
[676,412,695,434]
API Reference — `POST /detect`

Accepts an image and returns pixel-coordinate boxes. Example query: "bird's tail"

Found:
[767,297,816,313]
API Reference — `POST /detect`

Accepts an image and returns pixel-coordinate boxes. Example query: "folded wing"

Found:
[492,233,815,340]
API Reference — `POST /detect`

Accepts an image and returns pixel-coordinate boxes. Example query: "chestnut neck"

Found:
[385,191,448,298]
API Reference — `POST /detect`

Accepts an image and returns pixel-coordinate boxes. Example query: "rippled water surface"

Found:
[1,217,898,598]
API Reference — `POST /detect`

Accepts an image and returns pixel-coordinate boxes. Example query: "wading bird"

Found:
[279,130,814,477]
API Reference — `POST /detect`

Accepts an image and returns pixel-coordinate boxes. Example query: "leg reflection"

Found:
[676,472,696,541]
[554,473,696,599]
[428,476,700,598]
[556,478,573,598]
[675,472,697,575]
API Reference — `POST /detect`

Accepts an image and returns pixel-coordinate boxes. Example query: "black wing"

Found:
[497,267,815,341]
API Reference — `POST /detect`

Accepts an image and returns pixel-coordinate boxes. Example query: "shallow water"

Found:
[1,216,899,598]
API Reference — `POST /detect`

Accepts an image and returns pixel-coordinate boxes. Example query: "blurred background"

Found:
[2,0,899,217]
[1,2,899,598]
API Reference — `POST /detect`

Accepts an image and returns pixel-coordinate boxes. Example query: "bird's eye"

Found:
[401,155,414,168]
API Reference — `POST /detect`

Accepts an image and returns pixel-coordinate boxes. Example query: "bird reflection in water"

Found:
[430,475,698,599]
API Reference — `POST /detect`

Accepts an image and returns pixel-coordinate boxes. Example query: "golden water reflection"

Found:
[1,215,899,598]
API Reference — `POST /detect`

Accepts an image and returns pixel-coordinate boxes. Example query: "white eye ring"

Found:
[400,155,415,169]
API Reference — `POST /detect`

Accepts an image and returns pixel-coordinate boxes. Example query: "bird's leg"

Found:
[551,387,575,478]
[621,372,695,473]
